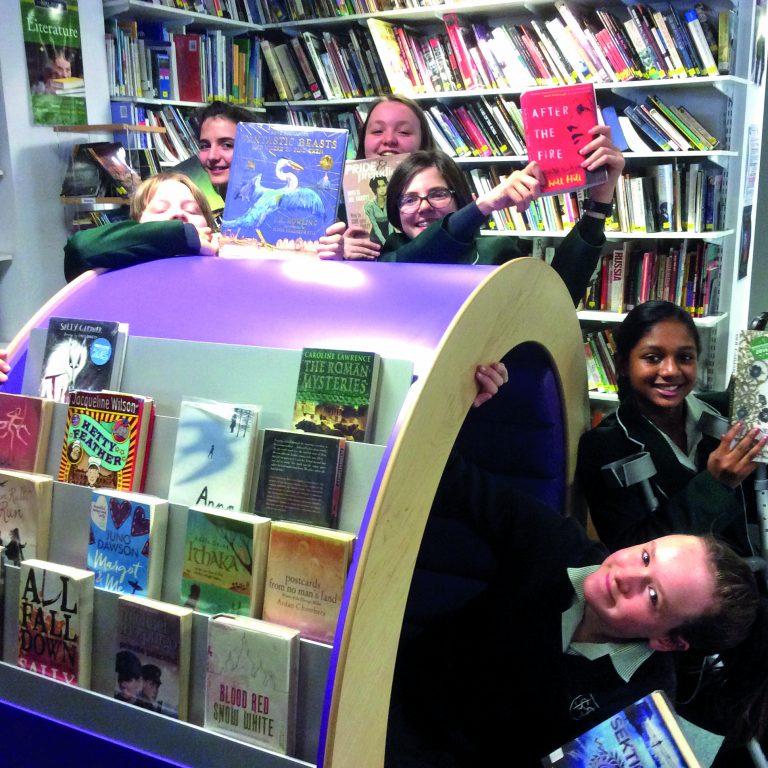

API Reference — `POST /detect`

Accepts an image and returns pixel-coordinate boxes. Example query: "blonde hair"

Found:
[130,172,217,230]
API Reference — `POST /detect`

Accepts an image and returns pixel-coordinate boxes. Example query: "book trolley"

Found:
[0,256,588,767]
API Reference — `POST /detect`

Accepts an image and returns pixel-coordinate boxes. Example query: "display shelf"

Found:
[103,0,263,31]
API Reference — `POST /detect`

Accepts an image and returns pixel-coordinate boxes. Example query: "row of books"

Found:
[127,0,262,26]
[584,328,619,394]
[261,0,401,23]
[60,142,145,200]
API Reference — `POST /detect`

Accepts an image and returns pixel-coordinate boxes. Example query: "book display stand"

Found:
[0,257,588,767]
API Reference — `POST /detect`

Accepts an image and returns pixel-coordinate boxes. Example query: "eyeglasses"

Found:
[398,187,455,213]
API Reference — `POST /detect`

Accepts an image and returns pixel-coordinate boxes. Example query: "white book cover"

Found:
[617,115,653,153]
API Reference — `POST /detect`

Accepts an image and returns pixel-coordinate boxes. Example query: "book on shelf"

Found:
[599,106,629,152]
[292,346,382,443]
[261,520,356,644]
[167,397,260,513]
[220,122,348,259]
[717,9,735,75]
[180,505,271,617]
[684,8,719,76]
[17,559,94,688]
[87,489,169,598]
[254,428,347,529]
[0,470,53,566]
[204,614,300,754]
[730,330,768,462]
[617,114,653,153]
[60,144,108,198]
[115,595,193,720]
[86,142,142,198]
[57,390,155,493]
[173,33,204,103]
[366,18,417,96]
[39,316,129,403]
[520,82,608,195]
[0,393,53,473]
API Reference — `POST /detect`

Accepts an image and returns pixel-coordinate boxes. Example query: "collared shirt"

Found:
[562,566,653,683]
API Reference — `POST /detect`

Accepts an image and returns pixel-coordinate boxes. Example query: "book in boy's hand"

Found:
[0,392,53,473]
[729,330,768,462]
[205,614,300,754]
[520,83,608,195]
[0,470,53,566]
[39,316,129,403]
[292,347,382,443]
[220,122,348,259]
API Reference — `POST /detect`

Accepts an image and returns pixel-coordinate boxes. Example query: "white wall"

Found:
[0,0,110,344]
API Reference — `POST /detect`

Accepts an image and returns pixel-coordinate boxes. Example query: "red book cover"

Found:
[443,13,477,89]
[520,82,608,195]
[454,106,492,157]
[0,393,53,473]
[174,34,203,103]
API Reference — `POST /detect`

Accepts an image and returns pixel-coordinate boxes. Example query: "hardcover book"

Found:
[180,506,271,617]
[520,82,608,195]
[254,428,347,529]
[261,521,356,643]
[17,559,94,688]
[115,595,193,720]
[205,614,300,754]
[220,122,348,259]
[57,390,155,493]
[39,316,129,403]
[87,489,169,598]
[292,347,382,443]
[167,398,260,513]
[0,392,53,473]
[730,331,768,462]
[0,470,53,566]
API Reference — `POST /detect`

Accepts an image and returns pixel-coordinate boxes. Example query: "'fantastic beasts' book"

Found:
[730,330,768,461]
[0,392,53,473]
[220,122,348,259]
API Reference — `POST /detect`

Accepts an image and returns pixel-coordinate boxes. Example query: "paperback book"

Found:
[205,614,300,754]
[220,122,349,259]
[115,595,193,720]
[254,428,347,529]
[730,330,768,462]
[86,142,141,197]
[0,392,53,473]
[39,316,129,403]
[167,397,260,513]
[180,506,271,617]
[87,489,169,598]
[17,559,94,688]
[57,390,155,492]
[0,469,53,566]
[292,347,382,443]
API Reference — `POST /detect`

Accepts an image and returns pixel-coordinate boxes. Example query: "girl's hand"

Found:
[475,162,543,215]
[0,349,10,384]
[318,221,347,260]
[342,225,381,261]
[581,125,625,205]
[197,227,219,256]
[473,362,509,408]
[707,422,768,488]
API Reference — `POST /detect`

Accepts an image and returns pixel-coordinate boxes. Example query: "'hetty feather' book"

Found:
[220,122,348,259]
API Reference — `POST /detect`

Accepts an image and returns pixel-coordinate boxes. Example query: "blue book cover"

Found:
[600,106,629,152]
[220,122,348,258]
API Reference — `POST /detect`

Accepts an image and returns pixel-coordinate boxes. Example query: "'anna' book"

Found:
[39,316,129,403]
[292,347,382,443]
[520,82,608,195]
[180,506,271,617]
[115,595,193,720]
[17,559,94,688]
[0,469,53,566]
[0,392,53,473]
[730,330,768,462]
[205,614,300,754]
[57,390,155,492]
[220,122,348,259]
[87,489,169,598]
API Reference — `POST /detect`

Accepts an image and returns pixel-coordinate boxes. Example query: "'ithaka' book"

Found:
[292,347,382,443]
[0,392,53,473]
[520,83,608,195]
[220,122,348,259]
[38,316,129,403]
[205,614,300,754]
[0,469,53,566]
[730,330,768,462]
[17,559,94,688]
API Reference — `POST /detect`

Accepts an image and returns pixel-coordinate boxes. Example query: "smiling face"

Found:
[139,179,208,230]
[364,101,423,158]
[582,535,715,648]
[198,116,238,188]
[398,166,458,240]
[51,55,71,79]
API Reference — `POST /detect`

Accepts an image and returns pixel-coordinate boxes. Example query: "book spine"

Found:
[442,13,477,89]
[684,9,718,75]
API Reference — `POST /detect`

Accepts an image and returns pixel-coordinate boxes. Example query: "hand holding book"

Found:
[579,124,626,208]
[474,161,544,216]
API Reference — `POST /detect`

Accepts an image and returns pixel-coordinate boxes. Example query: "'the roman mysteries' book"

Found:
[254,428,347,529]
[87,489,169,598]
[58,390,155,492]
[17,559,94,688]
[39,316,129,403]
[520,83,608,195]
[220,122,348,259]
[115,595,193,720]
[205,614,300,754]
[0,470,53,566]
[292,347,382,443]
[167,397,260,512]
[730,330,768,462]
[0,392,53,473]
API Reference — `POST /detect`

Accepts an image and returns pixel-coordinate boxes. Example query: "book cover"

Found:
[17,559,94,688]
[292,347,382,443]
[39,316,129,403]
[173,33,203,103]
[366,18,418,96]
[57,390,155,493]
[87,489,169,598]
[204,614,300,754]
[520,83,608,195]
[342,154,407,247]
[167,398,260,513]
[60,143,107,198]
[254,428,347,529]
[115,595,193,720]
[180,506,271,617]
[220,122,348,259]
[730,331,768,462]
[0,470,53,566]
[261,520,356,643]
[0,392,53,473]
[86,142,142,197]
